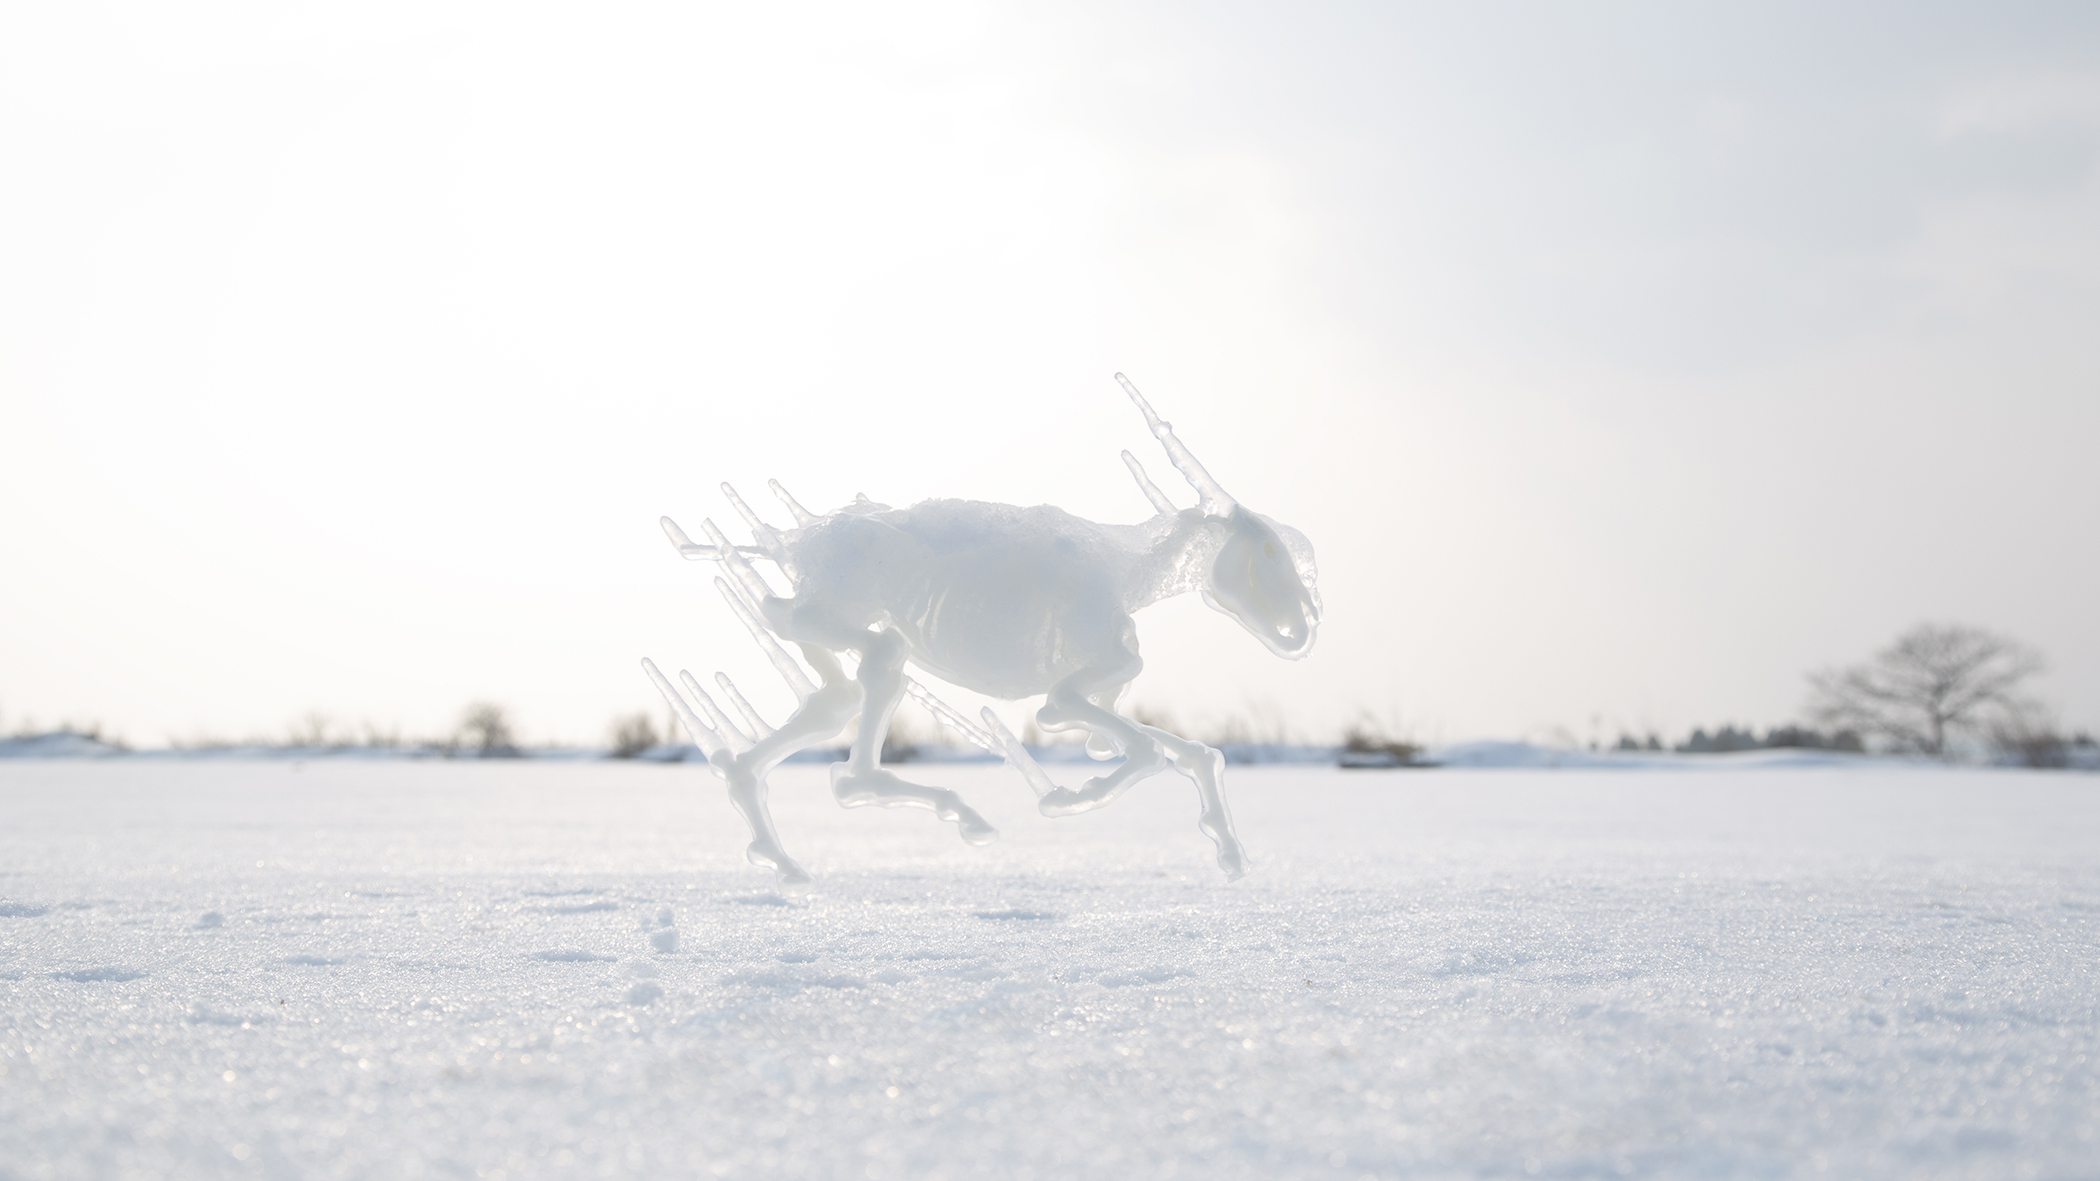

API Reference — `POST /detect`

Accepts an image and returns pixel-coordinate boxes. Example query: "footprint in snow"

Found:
[532,949,616,963]
[54,966,145,983]
[187,1006,267,1027]
[546,899,619,915]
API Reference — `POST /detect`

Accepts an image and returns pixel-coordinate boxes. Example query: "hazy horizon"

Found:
[5,2,2097,749]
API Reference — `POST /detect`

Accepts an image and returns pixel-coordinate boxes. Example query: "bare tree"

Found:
[456,702,521,758]
[1807,623,2043,759]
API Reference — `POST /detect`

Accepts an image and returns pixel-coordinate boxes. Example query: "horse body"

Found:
[644,376,1320,884]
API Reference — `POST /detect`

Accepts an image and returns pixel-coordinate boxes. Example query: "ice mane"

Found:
[824,499,1234,616]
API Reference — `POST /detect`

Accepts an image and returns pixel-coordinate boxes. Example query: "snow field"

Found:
[2,760,2097,1179]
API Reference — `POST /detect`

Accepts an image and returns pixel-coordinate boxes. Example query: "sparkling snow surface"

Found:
[2,761,2096,1180]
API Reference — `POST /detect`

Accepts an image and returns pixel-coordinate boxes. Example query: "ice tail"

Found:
[643,658,724,758]
[714,578,816,702]
[981,707,1061,800]
[902,678,997,753]
[680,669,752,753]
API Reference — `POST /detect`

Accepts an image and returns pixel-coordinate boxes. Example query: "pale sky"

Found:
[4,2,2096,748]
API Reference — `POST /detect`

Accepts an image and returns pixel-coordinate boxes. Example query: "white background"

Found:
[4,2,2096,747]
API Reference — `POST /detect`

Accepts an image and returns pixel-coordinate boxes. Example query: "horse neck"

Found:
[1123,510,1225,613]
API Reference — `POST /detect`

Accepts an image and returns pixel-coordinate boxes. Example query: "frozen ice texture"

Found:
[3,759,2096,1180]
[645,376,1320,884]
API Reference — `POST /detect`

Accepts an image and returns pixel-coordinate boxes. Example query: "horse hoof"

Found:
[1039,789,1093,818]
[749,843,812,885]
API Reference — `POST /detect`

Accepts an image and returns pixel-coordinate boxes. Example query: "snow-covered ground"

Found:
[2,760,2095,1180]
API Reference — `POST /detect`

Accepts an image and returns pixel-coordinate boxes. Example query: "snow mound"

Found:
[0,732,124,758]
[1428,740,1895,770]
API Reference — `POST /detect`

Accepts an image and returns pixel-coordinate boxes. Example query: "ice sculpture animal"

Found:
[642,375,1319,884]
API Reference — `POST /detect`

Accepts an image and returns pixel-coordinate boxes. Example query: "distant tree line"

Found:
[1613,725,1864,754]
[14,620,2090,768]
[146,701,529,757]
[1618,623,2092,767]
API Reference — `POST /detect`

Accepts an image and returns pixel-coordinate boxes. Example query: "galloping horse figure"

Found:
[644,375,1320,884]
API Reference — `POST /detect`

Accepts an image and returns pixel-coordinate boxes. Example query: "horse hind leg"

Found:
[717,677,862,883]
[718,759,805,884]
[681,669,860,885]
[648,597,863,885]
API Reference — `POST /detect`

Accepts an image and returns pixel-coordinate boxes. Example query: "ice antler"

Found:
[1121,450,1178,517]
[699,517,778,604]
[1117,373,1236,515]
[661,516,770,562]
[769,479,819,527]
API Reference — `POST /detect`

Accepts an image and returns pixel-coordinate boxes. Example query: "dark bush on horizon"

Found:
[1341,719,1420,767]
[609,712,660,759]
[1988,703,2094,769]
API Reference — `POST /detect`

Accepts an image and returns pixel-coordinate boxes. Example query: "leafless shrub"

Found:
[1808,623,2044,759]
[609,712,661,759]
[1129,704,1179,734]
[1989,701,2071,769]
[288,711,334,747]
[1204,699,1294,747]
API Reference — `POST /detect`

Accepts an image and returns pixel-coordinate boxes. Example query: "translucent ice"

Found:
[644,375,1320,883]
